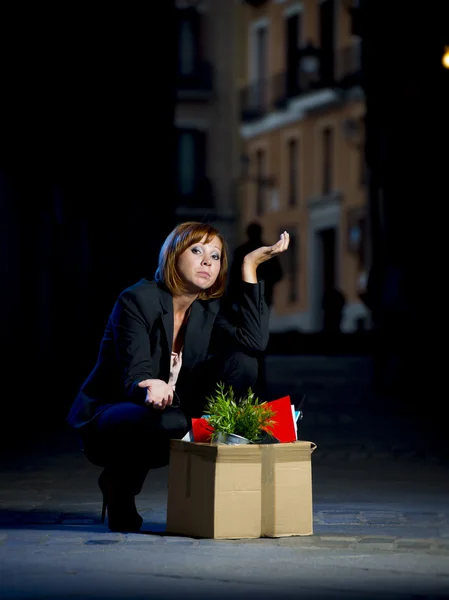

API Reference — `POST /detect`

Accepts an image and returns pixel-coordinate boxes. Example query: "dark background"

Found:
[359,0,448,448]
[1,1,448,448]
[0,3,179,433]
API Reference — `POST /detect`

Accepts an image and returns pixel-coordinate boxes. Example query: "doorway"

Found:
[320,227,336,291]
[307,195,341,332]
[315,226,337,330]
[319,0,335,85]
[253,25,268,112]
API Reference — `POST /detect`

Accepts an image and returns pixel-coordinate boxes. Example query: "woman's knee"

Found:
[80,404,189,469]
[95,403,152,433]
[88,402,189,446]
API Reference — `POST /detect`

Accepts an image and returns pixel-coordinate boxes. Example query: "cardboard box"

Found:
[166,439,317,540]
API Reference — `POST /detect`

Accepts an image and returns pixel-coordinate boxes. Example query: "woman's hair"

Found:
[155,221,229,300]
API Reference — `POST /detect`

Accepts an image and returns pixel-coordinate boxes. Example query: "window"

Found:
[177,7,201,76]
[179,19,196,75]
[255,148,266,216]
[279,226,298,303]
[319,0,335,84]
[287,138,299,206]
[255,26,268,82]
[250,24,268,114]
[322,126,333,195]
[285,13,301,97]
[178,132,196,195]
[176,128,207,202]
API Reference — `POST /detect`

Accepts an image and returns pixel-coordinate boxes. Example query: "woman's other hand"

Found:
[137,379,174,410]
[241,231,290,283]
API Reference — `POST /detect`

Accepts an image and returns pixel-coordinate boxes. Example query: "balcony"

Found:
[240,43,362,123]
[176,60,214,101]
[240,70,328,123]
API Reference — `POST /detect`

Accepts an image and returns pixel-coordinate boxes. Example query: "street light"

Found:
[442,46,449,69]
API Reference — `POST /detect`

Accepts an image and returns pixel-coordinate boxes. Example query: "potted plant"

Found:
[204,382,277,444]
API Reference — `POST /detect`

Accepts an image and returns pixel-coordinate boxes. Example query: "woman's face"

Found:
[177,235,222,294]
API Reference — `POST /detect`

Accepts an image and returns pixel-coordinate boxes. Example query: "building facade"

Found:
[238,0,369,333]
[175,0,242,251]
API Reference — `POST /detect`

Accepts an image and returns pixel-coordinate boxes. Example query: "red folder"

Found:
[264,395,297,443]
[191,418,215,443]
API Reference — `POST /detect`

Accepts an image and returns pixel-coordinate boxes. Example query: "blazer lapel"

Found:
[183,301,214,368]
[158,285,174,355]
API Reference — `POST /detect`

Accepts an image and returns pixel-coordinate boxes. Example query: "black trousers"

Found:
[80,350,259,496]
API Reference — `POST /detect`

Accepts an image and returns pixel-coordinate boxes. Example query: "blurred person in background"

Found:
[322,286,346,334]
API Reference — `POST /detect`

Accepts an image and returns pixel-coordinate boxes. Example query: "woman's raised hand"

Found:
[241,231,290,282]
[244,231,290,267]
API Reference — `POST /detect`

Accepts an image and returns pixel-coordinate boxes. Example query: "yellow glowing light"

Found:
[443,47,449,69]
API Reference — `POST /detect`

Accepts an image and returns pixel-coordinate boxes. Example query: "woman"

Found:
[67,221,289,533]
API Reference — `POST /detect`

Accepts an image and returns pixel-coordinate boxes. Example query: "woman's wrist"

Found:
[241,258,258,283]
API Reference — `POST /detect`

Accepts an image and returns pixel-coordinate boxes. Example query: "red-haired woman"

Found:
[67,221,289,533]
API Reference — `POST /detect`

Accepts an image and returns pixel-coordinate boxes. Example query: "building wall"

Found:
[175,0,241,253]
[238,0,369,333]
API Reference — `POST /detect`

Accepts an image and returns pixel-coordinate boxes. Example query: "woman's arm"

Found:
[213,232,290,353]
[213,280,270,352]
[110,291,154,404]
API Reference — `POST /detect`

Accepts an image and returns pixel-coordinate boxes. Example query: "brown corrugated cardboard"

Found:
[166,439,316,539]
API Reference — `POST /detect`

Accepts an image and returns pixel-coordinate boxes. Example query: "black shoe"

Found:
[98,470,143,533]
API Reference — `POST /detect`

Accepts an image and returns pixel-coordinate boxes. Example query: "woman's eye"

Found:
[191,247,201,254]
[212,254,220,261]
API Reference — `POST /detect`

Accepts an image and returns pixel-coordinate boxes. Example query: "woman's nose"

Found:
[202,256,211,265]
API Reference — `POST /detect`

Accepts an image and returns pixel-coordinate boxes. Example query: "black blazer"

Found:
[67,277,269,429]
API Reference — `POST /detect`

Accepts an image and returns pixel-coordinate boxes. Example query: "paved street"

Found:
[1,354,449,600]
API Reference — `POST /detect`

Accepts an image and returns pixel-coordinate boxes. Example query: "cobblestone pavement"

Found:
[1,354,449,599]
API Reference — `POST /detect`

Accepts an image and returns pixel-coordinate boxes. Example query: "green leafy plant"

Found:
[204,382,276,443]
